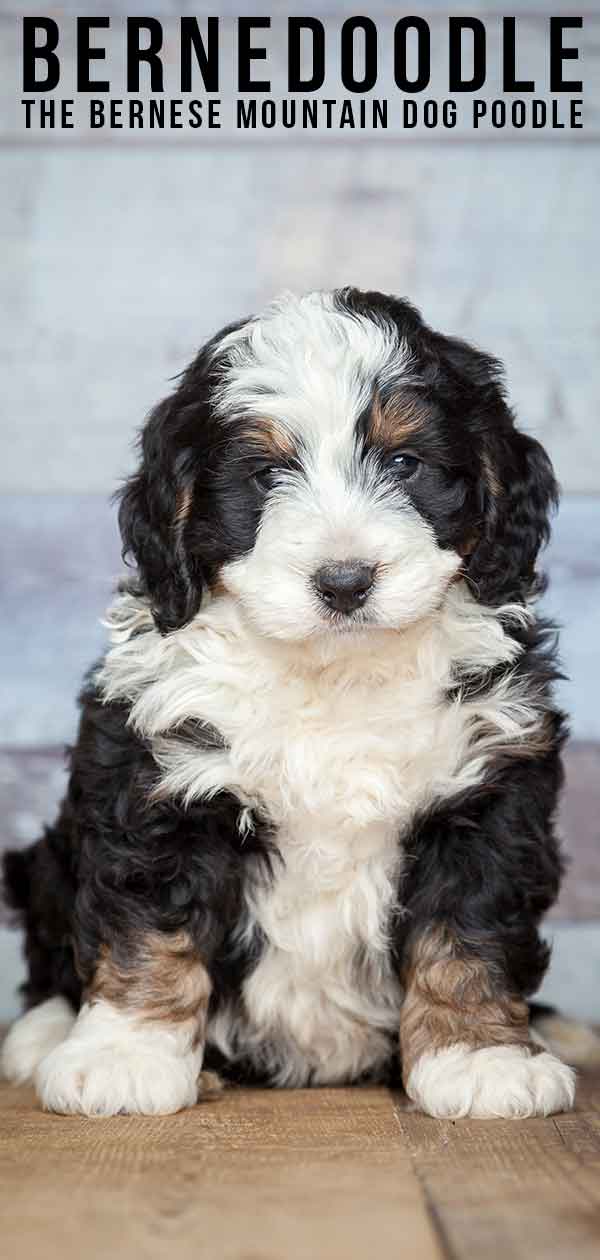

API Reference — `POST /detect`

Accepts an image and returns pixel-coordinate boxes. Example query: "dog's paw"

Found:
[34,999,205,1116]
[35,1039,201,1116]
[406,1043,576,1119]
[1,998,76,1084]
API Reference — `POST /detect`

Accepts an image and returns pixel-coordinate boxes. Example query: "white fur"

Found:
[406,1044,576,1119]
[213,290,413,444]
[1,997,76,1084]
[97,582,545,1086]
[94,294,551,1087]
[212,294,457,643]
[220,468,462,642]
[35,1000,202,1116]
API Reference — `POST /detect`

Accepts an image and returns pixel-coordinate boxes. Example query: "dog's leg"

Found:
[36,931,211,1116]
[400,926,575,1119]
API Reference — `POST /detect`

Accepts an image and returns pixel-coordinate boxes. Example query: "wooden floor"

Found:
[2,1073,600,1260]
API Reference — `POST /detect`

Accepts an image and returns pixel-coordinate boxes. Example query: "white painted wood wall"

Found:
[2,1,598,492]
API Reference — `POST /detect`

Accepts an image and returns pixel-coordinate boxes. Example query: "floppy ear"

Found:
[467,428,559,606]
[118,397,206,635]
[428,328,559,607]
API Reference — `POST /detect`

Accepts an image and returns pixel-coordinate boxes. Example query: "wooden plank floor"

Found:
[2,1072,600,1260]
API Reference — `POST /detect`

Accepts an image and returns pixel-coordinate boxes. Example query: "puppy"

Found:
[1,288,588,1118]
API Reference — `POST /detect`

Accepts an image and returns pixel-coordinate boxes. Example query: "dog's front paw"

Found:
[1,998,76,1085]
[406,1043,575,1119]
[35,1039,200,1116]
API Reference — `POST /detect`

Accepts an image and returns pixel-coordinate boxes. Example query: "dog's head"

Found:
[119,289,558,639]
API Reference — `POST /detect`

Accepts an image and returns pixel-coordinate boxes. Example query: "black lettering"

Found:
[532,101,547,129]
[550,17,582,93]
[492,100,506,127]
[341,17,377,93]
[237,98,257,128]
[181,17,219,92]
[189,100,202,128]
[110,100,123,128]
[238,18,270,92]
[394,18,430,93]
[77,18,110,93]
[22,18,60,91]
[288,18,325,92]
[449,18,486,92]
[323,99,335,126]
[503,18,534,93]
[127,19,163,92]
[90,99,105,128]
[261,100,276,128]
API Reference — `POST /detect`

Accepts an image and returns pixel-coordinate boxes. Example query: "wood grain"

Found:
[0,1082,442,1260]
[2,1071,600,1259]
[392,1068,600,1260]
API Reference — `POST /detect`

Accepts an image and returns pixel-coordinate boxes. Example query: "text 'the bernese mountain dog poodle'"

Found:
[2,289,594,1119]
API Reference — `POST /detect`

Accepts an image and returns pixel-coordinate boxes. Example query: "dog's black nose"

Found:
[314,562,375,614]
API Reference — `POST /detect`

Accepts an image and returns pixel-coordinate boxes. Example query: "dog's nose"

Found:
[314,562,376,614]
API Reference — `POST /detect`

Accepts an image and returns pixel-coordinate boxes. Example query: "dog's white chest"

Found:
[187,628,462,1084]
[184,627,469,836]
[102,590,534,1083]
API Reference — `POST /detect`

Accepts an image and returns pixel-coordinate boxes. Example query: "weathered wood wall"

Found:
[0,5,598,1019]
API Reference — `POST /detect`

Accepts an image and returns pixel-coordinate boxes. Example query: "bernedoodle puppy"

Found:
[2,289,595,1118]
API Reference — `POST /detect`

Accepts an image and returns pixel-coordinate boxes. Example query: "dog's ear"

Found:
[430,330,559,606]
[118,318,249,635]
[118,396,206,635]
[467,428,559,605]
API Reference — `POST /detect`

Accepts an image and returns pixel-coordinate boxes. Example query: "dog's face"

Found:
[119,289,557,638]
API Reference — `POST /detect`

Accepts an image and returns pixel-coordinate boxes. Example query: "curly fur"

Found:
[3,289,587,1118]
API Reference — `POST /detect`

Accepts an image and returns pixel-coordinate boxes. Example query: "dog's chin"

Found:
[231,600,436,658]
[224,597,380,650]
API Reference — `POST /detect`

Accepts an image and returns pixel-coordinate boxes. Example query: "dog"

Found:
[2,288,596,1118]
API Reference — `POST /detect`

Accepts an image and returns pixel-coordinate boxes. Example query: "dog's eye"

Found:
[250,466,277,495]
[389,452,421,480]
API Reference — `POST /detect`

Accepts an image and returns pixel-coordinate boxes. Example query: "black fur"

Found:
[4,678,274,1034]
[395,723,566,999]
[2,289,567,1087]
[345,287,559,603]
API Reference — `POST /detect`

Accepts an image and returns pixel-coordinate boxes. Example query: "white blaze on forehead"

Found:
[212,290,413,447]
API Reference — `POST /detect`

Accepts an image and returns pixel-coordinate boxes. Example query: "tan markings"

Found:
[369,391,428,450]
[457,533,479,559]
[458,454,502,559]
[198,1069,225,1094]
[240,416,296,461]
[88,931,211,1042]
[481,450,503,502]
[174,485,194,528]
[209,575,229,599]
[400,927,533,1083]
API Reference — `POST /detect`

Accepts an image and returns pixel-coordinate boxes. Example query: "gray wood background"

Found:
[1,2,598,494]
[0,2,599,1004]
